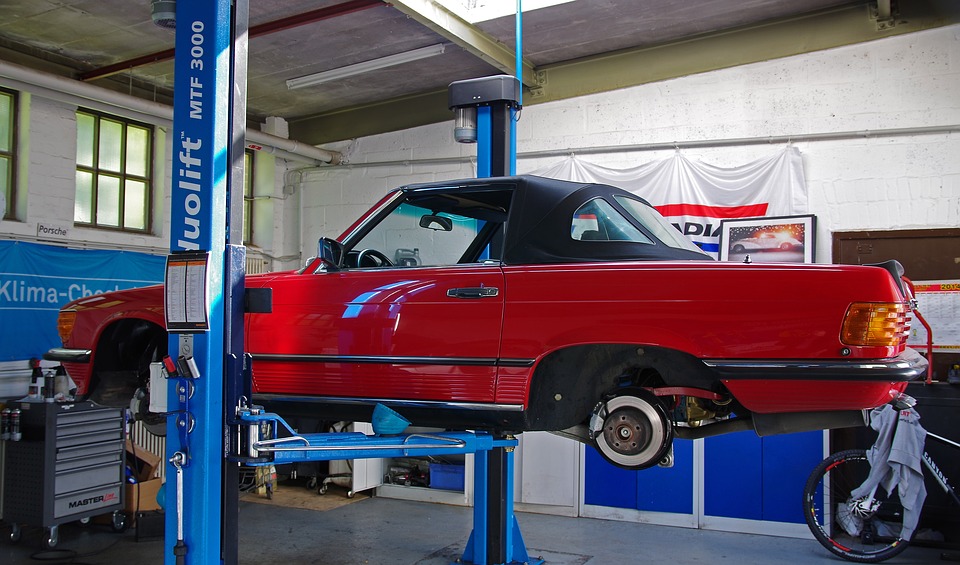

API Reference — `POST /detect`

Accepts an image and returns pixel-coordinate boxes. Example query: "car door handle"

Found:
[446,287,499,299]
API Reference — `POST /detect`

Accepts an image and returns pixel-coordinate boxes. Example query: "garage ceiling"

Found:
[0,0,958,146]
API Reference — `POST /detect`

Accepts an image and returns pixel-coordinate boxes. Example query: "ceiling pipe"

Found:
[81,0,383,82]
[0,58,341,165]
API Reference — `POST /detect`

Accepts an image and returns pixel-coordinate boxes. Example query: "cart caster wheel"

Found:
[44,526,59,549]
[306,477,318,490]
[111,510,128,532]
[10,524,22,543]
[318,484,328,495]
[347,490,355,499]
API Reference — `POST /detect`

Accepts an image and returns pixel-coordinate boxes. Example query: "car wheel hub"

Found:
[590,388,673,470]
[603,408,649,456]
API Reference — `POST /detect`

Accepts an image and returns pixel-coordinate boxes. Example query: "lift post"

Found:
[165,0,240,563]
[448,74,524,565]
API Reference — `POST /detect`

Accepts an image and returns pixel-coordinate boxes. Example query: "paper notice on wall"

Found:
[907,280,960,352]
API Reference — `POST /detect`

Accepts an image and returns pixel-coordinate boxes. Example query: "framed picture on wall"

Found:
[718,214,816,263]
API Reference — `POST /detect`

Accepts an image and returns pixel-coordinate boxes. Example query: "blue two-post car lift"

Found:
[164,1,534,562]
[230,404,543,565]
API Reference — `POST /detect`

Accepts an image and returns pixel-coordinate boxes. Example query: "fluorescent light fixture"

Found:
[286,44,446,90]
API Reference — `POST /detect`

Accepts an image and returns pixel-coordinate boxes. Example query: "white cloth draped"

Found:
[526,147,807,256]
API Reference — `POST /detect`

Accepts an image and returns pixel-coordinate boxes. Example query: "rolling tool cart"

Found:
[2,400,127,548]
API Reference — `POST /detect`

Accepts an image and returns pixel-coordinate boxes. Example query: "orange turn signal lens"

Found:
[57,310,78,344]
[841,302,910,347]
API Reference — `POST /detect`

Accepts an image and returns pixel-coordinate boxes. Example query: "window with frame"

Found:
[75,110,153,231]
[0,88,16,220]
[243,149,254,244]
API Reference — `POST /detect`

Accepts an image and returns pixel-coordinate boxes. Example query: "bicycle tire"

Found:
[802,449,910,563]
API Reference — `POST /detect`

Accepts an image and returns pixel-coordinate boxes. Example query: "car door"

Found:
[247,263,505,404]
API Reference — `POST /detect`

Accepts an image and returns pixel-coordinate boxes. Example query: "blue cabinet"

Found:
[584,430,824,532]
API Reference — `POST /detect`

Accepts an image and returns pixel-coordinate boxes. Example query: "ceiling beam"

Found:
[387,0,539,88]
[290,0,960,146]
[531,1,960,106]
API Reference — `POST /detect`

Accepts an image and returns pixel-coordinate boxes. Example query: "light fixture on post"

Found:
[151,0,176,29]
[286,44,446,90]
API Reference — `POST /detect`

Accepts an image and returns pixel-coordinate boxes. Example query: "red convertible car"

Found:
[46,175,926,469]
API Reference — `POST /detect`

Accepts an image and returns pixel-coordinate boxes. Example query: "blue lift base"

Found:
[234,406,543,565]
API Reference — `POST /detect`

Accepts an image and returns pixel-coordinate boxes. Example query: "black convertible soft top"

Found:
[401,175,711,265]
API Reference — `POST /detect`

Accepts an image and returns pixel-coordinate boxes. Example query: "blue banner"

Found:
[0,241,165,362]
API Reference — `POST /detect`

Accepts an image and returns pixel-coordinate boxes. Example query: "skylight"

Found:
[437,0,576,24]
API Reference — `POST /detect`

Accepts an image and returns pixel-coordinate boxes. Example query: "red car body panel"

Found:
[48,175,925,440]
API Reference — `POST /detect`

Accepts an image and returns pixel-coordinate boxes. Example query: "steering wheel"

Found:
[356,248,394,268]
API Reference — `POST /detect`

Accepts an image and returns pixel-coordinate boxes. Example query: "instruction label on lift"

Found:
[164,251,209,332]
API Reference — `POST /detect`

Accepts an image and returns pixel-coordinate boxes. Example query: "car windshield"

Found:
[614,195,707,255]
[348,190,509,267]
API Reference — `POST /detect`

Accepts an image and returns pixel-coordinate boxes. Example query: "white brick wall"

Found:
[301,24,960,265]
[2,25,958,268]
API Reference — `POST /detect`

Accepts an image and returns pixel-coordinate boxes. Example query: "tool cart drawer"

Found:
[56,411,124,448]
[57,439,124,462]
[53,483,123,519]
[55,460,124,495]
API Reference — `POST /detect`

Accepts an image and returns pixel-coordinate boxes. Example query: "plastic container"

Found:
[429,463,465,490]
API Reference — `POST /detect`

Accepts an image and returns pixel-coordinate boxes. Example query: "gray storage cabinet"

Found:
[3,400,126,547]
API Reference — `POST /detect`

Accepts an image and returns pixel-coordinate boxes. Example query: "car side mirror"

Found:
[419,214,453,232]
[316,237,344,272]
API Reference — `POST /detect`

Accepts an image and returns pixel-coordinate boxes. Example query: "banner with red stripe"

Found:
[529,147,806,257]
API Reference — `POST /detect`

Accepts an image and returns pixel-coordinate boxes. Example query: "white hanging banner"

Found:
[527,147,807,256]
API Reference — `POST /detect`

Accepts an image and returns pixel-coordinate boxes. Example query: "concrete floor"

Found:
[0,495,950,564]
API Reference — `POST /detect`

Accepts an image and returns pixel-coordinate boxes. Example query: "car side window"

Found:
[350,202,484,268]
[571,198,653,244]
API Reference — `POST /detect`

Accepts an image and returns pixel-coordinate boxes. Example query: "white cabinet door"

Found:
[328,422,383,495]
[515,432,579,511]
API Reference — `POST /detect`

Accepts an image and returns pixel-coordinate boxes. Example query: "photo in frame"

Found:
[718,214,816,263]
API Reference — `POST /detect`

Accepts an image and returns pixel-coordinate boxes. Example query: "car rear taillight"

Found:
[841,302,910,347]
[57,310,78,344]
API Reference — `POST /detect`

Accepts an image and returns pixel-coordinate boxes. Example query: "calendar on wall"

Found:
[908,280,960,352]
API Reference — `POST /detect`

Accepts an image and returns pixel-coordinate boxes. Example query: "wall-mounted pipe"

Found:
[0,59,341,165]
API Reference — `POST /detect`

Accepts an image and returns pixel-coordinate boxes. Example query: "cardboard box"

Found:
[125,439,162,481]
[125,477,163,513]
[124,439,164,514]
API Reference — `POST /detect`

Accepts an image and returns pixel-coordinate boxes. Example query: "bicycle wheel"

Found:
[802,449,910,563]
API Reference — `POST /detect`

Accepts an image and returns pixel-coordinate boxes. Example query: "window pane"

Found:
[0,92,12,152]
[98,119,123,173]
[243,152,253,198]
[76,111,152,232]
[124,179,147,230]
[97,175,121,227]
[76,113,96,168]
[75,170,94,223]
[243,151,253,243]
[571,198,653,244]
[0,157,9,217]
[615,196,706,254]
[243,199,252,243]
[126,126,149,177]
